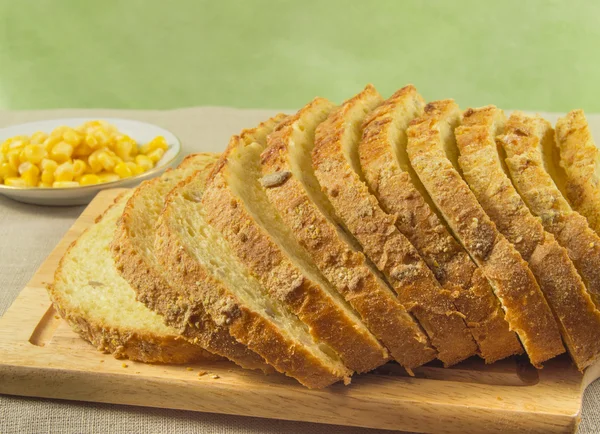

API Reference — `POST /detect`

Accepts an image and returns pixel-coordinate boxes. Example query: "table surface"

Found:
[1,0,600,113]
[0,106,599,433]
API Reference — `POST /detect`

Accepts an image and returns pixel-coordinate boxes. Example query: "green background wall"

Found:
[1,0,598,111]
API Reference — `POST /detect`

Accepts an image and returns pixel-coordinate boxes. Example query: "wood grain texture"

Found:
[0,188,598,434]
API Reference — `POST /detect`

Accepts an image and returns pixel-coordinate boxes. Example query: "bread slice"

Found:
[261,97,436,370]
[456,106,600,370]
[155,116,353,389]
[554,110,600,236]
[406,100,564,367]
[202,115,388,374]
[48,192,215,363]
[112,154,267,371]
[359,86,520,363]
[312,85,477,367]
[498,112,600,309]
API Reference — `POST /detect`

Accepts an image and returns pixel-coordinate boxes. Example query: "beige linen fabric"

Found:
[0,107,597,433]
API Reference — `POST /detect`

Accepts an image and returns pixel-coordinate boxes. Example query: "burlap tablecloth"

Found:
[0,107,598,433]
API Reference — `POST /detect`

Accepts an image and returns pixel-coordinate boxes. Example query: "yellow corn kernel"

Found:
[41,158,58,172]
[0,163,18,179]
[115,163,133,178]
[30,131,49,145]
[49,142,74,163]
[85,133,100,149]
[18,161,40,176]
[52,181,79,188]
[79,174,101,186]
[99,150,117,171]
[3,137,28,154]
[42,135,62,152]
[114,162,133,179]
[126,161,144,176]
[83,120,101,128]
[38,181,52,188]
[50,126,70,139]
[4,177,26,187]
[134,165,145,175]
[0,152,5,165]
[114,135,137,161]
[72,159,87,177]
[141,136,169,154]
[55,161,75,182]
[135,154,154,171]
[7,149,21,171]
[98,120,118,135]
[72,142,93,158]
[21,144,47,164]
[97,172,120,184]
[88,128,112,149]
[0,139,11,154]
[62,128,82,147]
[145,148,165,163]
[88,149,106,173]
[22,173,40,187]
[41,169,54,185]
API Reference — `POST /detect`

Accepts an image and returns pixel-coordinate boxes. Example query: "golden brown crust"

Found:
[359,87,520,363]
[407,100,564,367]
[457,107,547,260]
[156,172,350,388]
[499,113,600,309]
[555,110,600,235]
[48,194,214,364]
[111,157,267,371]
[261,97,436,370]
[177,152,222,172]
[202,116,388,373]
[312,85,478,366]
[50,296,209,363]
[457,106,600,370]
[528,236,600,370]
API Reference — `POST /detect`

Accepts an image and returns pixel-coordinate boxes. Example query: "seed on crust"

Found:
[260,171,291,188]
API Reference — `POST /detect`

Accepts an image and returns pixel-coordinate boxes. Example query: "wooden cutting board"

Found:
[0,188,598,434]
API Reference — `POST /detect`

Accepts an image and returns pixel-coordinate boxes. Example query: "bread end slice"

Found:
[49,192,215,364]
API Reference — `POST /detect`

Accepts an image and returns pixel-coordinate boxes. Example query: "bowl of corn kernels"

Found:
[0,118,181,205]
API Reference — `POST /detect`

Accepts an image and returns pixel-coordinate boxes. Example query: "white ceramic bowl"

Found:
[0,118,181,206]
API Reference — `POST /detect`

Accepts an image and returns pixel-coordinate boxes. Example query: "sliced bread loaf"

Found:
[260,97,436,370]
[111,153,267,371]
[554,110,600,236]
[406,100,564,367]
[456,105,600,370]
[358,85,520,363]
[49,192,214,363]
[201,114,388,374]
[498,112,600,309]
[155,116,353,388]
[312,85,478,367]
